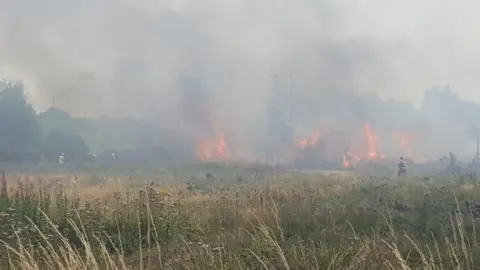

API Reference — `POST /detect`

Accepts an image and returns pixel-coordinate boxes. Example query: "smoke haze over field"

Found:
[2,0,480,162]
[2,0,480,114]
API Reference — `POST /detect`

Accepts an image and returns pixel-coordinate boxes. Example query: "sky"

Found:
[0,0,480,118]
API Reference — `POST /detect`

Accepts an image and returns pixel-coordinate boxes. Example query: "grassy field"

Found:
[0,163,478,269]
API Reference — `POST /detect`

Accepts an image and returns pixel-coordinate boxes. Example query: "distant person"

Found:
[397,156,406,176]
[111,152,116,160]
[58,153,65,165]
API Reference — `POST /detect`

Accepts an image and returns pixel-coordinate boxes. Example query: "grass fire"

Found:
[2,1,480,269]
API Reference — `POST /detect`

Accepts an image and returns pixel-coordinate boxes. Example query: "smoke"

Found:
[1,0,480,160]
[0,1,383,115]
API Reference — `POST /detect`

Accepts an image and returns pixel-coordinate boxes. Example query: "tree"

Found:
[0,81,42,163]
[43,129,89,163]
[38,107,74,137]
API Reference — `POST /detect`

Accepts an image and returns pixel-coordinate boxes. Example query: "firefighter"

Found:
[397,156,406,176]
[58,153,65,165]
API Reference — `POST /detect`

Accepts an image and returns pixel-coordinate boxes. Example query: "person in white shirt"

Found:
[58,153,65,165]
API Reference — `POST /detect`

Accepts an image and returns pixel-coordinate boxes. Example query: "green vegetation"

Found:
[0,170,478,269]
[0,80,191,165]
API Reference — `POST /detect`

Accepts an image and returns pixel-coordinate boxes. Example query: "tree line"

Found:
[0,81,89,164]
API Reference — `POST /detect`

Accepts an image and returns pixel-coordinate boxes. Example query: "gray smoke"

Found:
[1,0,480,161]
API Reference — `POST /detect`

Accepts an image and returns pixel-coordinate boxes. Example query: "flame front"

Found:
[364,124,382,159]
[342,153,351,168]
[196,133,230,161]
[342,152,361,168]
[295,125,388,169]
[193,121,423,167]
[341,124,385,168]
[296,131,320,149]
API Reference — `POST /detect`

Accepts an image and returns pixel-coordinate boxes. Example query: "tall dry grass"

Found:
[0,168,478,269]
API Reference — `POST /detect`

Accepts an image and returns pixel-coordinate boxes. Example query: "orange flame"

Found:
[342,152,361,168]
[196,133,230,161]
[364,124,384,160]
[342,153,351,168]
[296,131,321,149]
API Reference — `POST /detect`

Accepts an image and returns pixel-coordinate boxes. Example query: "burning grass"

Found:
[0,168,479,269]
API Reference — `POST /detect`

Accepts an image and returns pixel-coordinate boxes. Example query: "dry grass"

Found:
[0,166,478,269]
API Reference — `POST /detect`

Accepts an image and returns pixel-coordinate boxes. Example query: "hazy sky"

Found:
[1,0,479,117]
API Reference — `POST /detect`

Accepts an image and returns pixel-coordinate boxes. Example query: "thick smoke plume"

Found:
[1,0,480,161]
